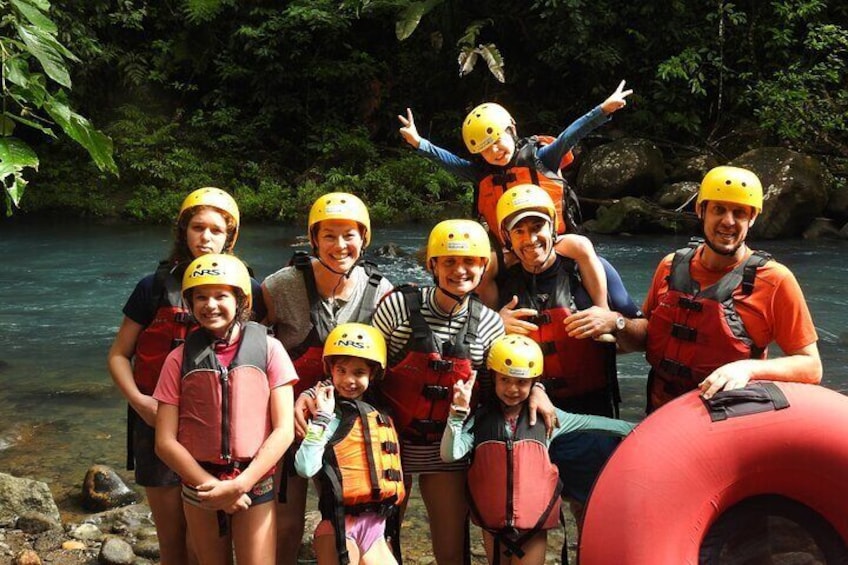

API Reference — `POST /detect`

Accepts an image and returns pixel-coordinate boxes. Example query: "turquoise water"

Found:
[1,220,846,508]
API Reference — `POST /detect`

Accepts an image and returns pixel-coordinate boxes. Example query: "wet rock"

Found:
[654,181,699,211]
[577,138,666,199]
[61,540,86,550]
[732,148,829,238]
[0,473,61,524]
[585,197,699,235]
[668,154,720,183]
[69,523,104,542]
[99,536,135,565]
[373,243,407,258]
[802,218,841,239]
[825,186,848,223]
[12,549,40,565]
[32,529,64,552]
[81,465,139,512]
[132,538,160,560]
[16,512,60,534]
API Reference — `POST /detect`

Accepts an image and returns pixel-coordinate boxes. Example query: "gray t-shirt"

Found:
[263,262,394,349]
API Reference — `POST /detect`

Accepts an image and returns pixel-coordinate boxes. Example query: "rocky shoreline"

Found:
[0,471,577,565]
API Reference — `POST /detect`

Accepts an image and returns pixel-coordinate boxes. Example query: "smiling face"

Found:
[494,372,534,408]
[508,216,555,271]
[185,208,230,258]
[189,284,238,337]
[432,255,487,296]
[699,200,757,261]
[313,219,364,273]
[329,356,373,400]
[479,134,516,167]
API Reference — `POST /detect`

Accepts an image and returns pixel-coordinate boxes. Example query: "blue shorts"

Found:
[549,432,620,503]
[131,414,180,488]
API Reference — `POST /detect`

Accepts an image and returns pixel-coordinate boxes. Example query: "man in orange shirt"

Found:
[609,166,822,412]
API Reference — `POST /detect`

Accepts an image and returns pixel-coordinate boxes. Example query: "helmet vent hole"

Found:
[486,127,493,135]
[528,361,535,368]
[505,359,513,366]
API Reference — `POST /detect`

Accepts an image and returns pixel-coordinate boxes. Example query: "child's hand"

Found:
[224,493,252,515]
[601,80,633,115]
[398,108,422,149]
[452,371,476,410]
[194,478,244,511]
[294,392,317,438]
[314,382,335,414]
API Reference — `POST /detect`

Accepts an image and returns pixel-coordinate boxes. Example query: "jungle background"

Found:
[2,0,847,225]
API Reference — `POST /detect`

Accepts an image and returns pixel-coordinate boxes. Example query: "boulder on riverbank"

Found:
[577,138,666,199]
[0,473,60,525]
[81,465,139,512]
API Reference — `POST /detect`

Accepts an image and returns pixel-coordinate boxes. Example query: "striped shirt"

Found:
[372,286,504,473]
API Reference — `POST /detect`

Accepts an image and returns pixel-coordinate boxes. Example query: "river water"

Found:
[1,220,846,557]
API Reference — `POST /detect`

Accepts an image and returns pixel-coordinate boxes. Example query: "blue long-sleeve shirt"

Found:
[417,105,610,183]
[440,405,634,463]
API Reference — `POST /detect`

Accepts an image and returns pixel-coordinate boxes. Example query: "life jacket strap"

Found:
[670,323,698,342]
[422,384,450,400]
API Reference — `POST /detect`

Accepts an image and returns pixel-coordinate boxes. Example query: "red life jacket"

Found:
[379,286,483,443]
[475,136,578,245]
[317,398,405,565]
[645,245,771,412]
[133,261,195,395]
[284,252,386,397]
[500,258,616,416]
[467,404,562,557]
[178,322,271,464]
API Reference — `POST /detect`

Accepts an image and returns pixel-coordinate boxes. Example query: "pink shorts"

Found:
[315,512,387,555]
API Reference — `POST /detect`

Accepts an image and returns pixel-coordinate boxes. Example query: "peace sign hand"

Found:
[397,107,422,149]
[452,370,477,411]
[601,80,634,115]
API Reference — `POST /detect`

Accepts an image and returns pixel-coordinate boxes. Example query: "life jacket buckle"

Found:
[174,312,192,324]
[671,323,698,342]
[383,469,402,481]
[381,441,399,454]
[678,297,703,311]
[659,358,692,379]
[538,341,557,356]
[528,312,552,325]
[422,384,450,400]
[429,359,454,372]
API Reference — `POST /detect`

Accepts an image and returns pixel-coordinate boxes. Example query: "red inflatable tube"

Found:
[579,382,848,564]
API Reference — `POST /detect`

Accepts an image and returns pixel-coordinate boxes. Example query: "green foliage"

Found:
[0,0,115,213]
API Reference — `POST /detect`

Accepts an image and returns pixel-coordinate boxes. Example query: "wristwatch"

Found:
[613,314,626,333]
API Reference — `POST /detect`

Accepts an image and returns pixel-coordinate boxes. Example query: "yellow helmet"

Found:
[697,166,763,213]
[182,253,252,309]
[487,335,544,379]
[426,219,491,264]
[496,184,557,237]
[178,187,241,249]
[308,192,372,247]
[462,102,514,154]
[323,323,387,379]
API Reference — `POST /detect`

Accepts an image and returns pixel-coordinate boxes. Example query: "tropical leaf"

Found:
[5,111,57,138]
[0,137,39,208]
[457,47,478,77]
[396,0,443,41]
[43,93,118,175]
[477,43,505,83]
[14,23,77,87]
[457,44,505,83]
[3,56,31,89]
[456,19,492,48]
[183,0,230,24]
[10,0,57,34]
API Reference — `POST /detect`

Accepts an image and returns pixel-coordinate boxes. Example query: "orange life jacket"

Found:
[133,261,195,395]
[645,245,770,412]
[379,285,482,442]
[318,398,405,565]
[500,258,617,416]
[476,136,578,245]
[284,252,386,397]
[179,322,271,464]
[467,404,562,558]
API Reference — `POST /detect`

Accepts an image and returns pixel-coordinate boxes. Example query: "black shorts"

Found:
[131,414,181,488]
